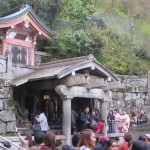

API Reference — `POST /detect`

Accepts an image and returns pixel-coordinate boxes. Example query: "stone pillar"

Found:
[100,101,107,135]
[62,97,72,145]
[100,90,109,135]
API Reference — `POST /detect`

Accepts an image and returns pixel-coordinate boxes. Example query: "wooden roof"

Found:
[12,54,119,86]
[0,4,55,38]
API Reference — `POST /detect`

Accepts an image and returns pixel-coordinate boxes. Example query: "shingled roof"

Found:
[12,54,119,86]
[0,3,55,37]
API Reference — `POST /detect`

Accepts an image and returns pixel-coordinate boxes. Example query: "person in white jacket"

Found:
[35,111,49,133]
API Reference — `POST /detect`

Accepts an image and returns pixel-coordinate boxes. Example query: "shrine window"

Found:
[15,34,27,40]
[11,44,32,65]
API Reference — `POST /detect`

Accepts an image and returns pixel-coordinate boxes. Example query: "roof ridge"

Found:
[40,54,95,67]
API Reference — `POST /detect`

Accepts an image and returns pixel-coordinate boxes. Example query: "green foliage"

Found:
[99,32,149,75]
[0,0,23,14]
[48,27,106,58]
[0,0,149,76]
[59,0,96,23]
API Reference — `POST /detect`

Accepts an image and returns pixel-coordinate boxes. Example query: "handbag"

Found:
[32,122,41,132]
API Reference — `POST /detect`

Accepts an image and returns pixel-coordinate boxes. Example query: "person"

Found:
[132,140,150,150]
[114,109,122,133]
[95,109,101,121]
[128,140,134,150]
[91,110,98,131]
[121,110,130,133]
[138,135,147,141]
[79,106,92,131]
[18,132,33,149]
[130,111,137,127]
[118,132,133,150]
[62,145,71,150]
[106,139,118,150]
[107,109,115,133]
[29,132,45,150]
[35,111,49,133]
[145,134,150,142]
[71,133,80,150]
[77,129,96,150]
[137,109,148,125]
[71,109,79,134]
[94,136,109,150]
[41,132,56,150]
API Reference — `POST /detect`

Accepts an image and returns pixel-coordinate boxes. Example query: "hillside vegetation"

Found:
[0,0,150,75]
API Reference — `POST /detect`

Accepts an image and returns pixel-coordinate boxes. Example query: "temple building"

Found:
[0,4,122,145]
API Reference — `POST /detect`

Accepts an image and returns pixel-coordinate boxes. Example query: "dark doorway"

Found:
[25,95,34,121]
[71,97,94,113]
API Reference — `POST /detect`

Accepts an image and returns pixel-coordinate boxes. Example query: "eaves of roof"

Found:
[0,5,55,36]
[12,54,119,86]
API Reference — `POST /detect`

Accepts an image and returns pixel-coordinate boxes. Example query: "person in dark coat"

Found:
[132,140,150,150]
[79,106,92,131]
[137,109,148,125]
[107,109,115,133]
[95,109,101,120]
[94,136,109,150]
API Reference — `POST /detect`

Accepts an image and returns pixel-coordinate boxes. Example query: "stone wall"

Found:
[0,51,35,134]
[109,74,150,119]
[0,79,16,134]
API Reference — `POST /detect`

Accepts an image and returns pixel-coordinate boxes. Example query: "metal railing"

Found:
[0,135,25,150]
[107,120,123,133]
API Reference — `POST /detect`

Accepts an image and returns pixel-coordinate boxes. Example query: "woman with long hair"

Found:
[18,132,33,150]
[130,111,137,127]
[107,109,115,133]
[77,129,96,150]
[41,132,56,150]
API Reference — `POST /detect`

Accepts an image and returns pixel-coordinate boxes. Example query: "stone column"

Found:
[100,101,107,135]
[100,90,109,135]
[62,97,72,145]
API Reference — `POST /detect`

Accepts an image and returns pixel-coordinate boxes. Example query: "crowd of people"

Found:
[71,106,149,134]
[71,106,102,134]
[17,129,150,150]
[13,107,149,150]
[107,109,148,134]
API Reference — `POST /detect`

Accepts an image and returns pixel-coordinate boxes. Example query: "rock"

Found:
[6,121,16,132]
[112,92,124,100]
[132,93,141,100]
[126,87,135,92]
[135,98,144,108]
[3,99,14,110]
[0,100,4,110]
[0,120,6,134]
[118,100,125,107]
[0,110,15,122]
[109,100,114,108]
[124,93,132,101]
[125,100,132,108]
[145,99,150,106]
[141,93,146,99]
[142,106,150,119]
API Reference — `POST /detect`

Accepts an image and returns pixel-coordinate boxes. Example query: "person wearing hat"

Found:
[94,136,109,150]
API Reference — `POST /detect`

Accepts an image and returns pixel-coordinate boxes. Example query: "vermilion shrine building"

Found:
[0,4,122,145]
